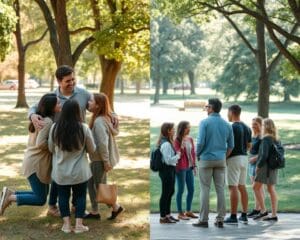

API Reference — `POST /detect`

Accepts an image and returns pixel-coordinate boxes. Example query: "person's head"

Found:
[262,118,278,140]
[157,122,175,145]
[176,121,191,144]
[29,93,61,132]
[228,104,241,122]
[88,93,112,128]
[53,99,84,151]
[205,98,222,115]
[252,116,263,135]
[55,65,75,95]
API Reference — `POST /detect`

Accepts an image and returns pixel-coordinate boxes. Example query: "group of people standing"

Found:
[157,98,280,227]
[0,65,123,233]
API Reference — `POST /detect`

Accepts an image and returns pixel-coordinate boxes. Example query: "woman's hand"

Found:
[249,157,257,164]
[104,162,112,172]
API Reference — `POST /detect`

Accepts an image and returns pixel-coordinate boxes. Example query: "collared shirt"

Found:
[28,86,91,122]
[197,112,234,161]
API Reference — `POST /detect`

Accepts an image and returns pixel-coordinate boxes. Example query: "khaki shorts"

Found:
[226,155,248,186]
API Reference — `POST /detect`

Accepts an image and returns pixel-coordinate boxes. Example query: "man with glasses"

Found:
[193,98,234,228]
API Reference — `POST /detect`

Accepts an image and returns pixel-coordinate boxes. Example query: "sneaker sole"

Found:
[239,220,248,224]
[0,187,8,215]
[224,222,238,225]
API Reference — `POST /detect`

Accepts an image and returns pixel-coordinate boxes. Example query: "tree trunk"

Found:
[188,70,196,94]
[256,0,269,118]
[120,78,125,95]
[283,88,291,102]
[99,56,121,110]
[162,79,168,94]
[136,81,141,94]
[50,73,55,91]
[14,0,28,108]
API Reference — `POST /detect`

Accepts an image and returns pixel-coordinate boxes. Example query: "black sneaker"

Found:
[247,209,260,218]
[253,211,268,220]
[238,215,248,224]
[224,216,238,225]
[83,212,101,220]
[262,216,278,221]
[192,221,208,228]
[214,220,224,228]
[107,206,124,220]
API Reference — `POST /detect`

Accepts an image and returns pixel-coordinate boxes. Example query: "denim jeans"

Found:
[56,181,88,218]
[159,165,176,218]
[16,173,49,206]
[176,168,194,212]
[48,180,76,207]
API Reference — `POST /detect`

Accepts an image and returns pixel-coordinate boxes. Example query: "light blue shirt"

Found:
[197,112,234,161]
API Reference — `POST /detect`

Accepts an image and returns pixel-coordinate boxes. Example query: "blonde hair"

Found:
[252,116,263,126]
[263,118,278,140]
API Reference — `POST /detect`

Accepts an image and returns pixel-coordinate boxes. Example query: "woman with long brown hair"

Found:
[157,122,181,224]
[253,118,280,221]
[85,93,123,220]
[173,121,197,220]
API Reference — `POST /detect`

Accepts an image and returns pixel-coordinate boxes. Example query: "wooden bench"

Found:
[179,101,206,111]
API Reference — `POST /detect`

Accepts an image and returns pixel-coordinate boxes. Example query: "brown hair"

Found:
[263,118,278,141]
[157,122,174,146]
[252,116,263,126]
[176,121,190,145]
[89,93,112,129]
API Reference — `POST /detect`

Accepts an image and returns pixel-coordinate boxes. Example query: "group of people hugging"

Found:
[0,65,123,234]
[157,98,280,228]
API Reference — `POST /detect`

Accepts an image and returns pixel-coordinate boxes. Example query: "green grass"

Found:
[0,106,149,240]
[150,101,300,213]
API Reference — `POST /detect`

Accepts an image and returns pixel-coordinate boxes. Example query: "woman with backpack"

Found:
[157,122,181,224]
[173,121,197,220]
[253,118,280,221]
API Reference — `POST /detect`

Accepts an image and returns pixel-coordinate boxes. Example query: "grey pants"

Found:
[198,160,226,222]
[87,161,107,212]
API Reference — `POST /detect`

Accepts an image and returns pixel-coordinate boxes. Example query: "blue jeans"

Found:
[48,180,76,207]
[16,173,49,206]
[176,168,194,212]
[56,181,88,218]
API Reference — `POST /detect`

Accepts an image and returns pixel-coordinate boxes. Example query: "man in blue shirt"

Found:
[193,98,234,228]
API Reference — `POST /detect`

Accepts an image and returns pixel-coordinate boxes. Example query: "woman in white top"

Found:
[0,93,60,215]
[157,122,181,224]
[48,99,95,233]
[86,93,123,220]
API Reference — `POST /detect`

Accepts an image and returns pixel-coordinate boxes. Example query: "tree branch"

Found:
[288,0,300,23]
[224,15,257,55]
[69,27,96,35]
[24,28,48,51]
[72,36,95,65]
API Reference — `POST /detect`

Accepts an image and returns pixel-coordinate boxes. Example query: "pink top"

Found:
[174,136,196,172]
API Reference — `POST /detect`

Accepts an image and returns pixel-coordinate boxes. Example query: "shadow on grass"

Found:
[0,168,149,240]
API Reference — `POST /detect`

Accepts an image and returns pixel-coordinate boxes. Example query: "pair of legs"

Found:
[87,161,122,219]
[250,175,265,211]
[253,181,278,217]
[176,168,194,216]
[227,156,248,217]
[198,160,226,223]
[56,181,88,233]
[159,165,176,219]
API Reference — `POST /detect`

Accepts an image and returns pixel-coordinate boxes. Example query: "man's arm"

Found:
[196,121,206,160]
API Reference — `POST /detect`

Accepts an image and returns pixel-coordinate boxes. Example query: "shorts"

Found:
[226,155,248,186]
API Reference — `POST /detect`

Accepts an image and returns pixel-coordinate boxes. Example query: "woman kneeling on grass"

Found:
[48,99,95,233]
[0,93,61,215]
[253,118,279,221]
[158,122,181,224]
[85,93,123,220]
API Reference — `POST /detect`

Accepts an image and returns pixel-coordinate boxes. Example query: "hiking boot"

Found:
[192,220,208,228]
[253,211,268,220]
[160,217,176,224]
[224,216,238,225]
[178,212,190,220]
[185,211,198,219]
[0,187,13,215]
[262,216,278,221]
[247,209,260,218]
[238,214,248,224]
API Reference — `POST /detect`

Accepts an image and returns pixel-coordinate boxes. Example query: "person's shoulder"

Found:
[75,86,90,96]
[43,117,53,124]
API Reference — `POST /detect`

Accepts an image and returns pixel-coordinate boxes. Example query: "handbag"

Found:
[96,183,117,205]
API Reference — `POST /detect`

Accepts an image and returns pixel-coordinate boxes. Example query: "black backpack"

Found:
[267,141,285,170]
[150,146,164,172]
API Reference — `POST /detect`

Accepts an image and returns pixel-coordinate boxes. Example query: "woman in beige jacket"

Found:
[85,93,123,220]
[0,93,61,216]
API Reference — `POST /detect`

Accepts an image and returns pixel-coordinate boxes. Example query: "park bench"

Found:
[179,101,206,111]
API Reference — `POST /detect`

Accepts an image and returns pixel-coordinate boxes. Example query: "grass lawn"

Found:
[0,94,149,239]
[150,101,300,213]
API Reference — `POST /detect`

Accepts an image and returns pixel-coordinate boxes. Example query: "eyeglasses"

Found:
[204,105,212,109]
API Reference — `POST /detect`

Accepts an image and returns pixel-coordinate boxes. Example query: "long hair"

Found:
[157,122,174,146]
[89,93,112,129]
[52,99,84,151]
[176,121,190,145]
[29,93,57,133]
[252,116,263,136]
[263,118,278,141]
